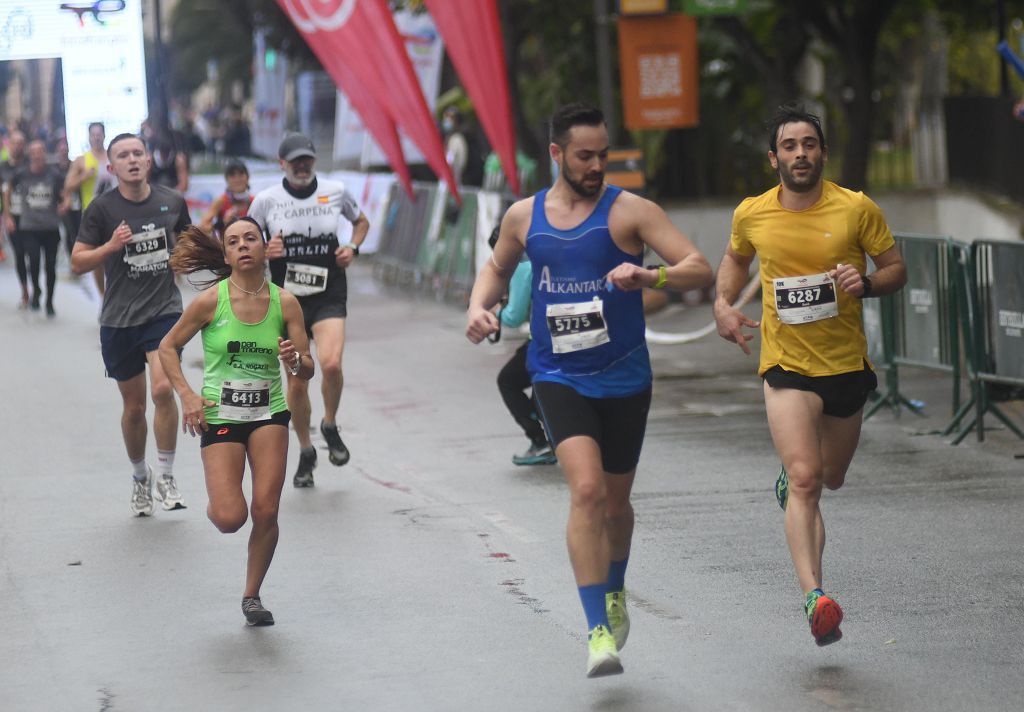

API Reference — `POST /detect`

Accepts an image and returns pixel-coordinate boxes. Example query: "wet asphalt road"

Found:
[1,259,1023,711]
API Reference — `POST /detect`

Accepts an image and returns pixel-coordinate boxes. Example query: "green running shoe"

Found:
[775,466,788,510]
[606,589,630,651]
[586,625,623,678]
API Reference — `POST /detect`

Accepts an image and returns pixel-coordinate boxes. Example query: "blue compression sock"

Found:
[607,557,629,593]
[578,583,610,630]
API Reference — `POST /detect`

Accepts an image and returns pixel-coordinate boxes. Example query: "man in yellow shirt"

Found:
[63,122,116,296]
[713,105,906,646]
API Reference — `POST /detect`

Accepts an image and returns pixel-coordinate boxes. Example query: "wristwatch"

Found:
[646,264,668,289]
[289,352,301,376]
[860,274,873,298]
[345,242,360,256]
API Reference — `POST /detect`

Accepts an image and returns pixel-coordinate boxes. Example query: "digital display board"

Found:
[0,0,148,155]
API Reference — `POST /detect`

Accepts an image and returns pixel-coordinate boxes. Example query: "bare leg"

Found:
[146,351,178,454]
[115,373,149,463]
[764,383,826,593]
[605,470,636,563]
[310,318,346,425]
[557,436,610,586]
[243,425,287,597]
[286,374,313,450]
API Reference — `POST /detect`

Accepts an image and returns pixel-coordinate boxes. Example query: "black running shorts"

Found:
[200,410,292,448]
[762,361,878,418]
[532,381,652,475]
[297,271,347,337]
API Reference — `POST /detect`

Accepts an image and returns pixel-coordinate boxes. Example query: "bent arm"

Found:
[865,245,907,296]
[280,292,314,381]
[349,212,370,248]
[635,199,714,291]
[715,246,755,309]
[63,157,87,194]
[199,195,224,233]
[158,291,216,400]
[70,239,111,275]
[175,154,189,194]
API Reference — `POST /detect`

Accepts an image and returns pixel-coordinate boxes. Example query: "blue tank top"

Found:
[526,186,651,397]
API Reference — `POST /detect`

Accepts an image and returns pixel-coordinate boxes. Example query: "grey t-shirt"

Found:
[12,166,63,231]
[76,184,191,328]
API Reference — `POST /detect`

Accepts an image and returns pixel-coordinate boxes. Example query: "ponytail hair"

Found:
[170,224,230,288]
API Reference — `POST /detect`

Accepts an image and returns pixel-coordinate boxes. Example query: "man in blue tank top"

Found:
[467,103,714,678]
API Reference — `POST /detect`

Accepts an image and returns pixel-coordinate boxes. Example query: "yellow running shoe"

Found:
[606,590,630,650]
[586,625,623,678]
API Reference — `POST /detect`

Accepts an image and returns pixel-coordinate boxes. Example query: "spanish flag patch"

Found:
[317,195,330,204]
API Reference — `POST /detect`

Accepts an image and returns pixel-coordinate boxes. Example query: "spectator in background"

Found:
[441,106,469,187]
[146,122,190,194]
[221,106,251,157]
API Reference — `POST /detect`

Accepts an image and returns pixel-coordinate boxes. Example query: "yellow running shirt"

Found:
[730,180,895,377]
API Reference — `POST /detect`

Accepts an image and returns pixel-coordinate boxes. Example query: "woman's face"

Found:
[222,220,265,272]
[226,170,249,194]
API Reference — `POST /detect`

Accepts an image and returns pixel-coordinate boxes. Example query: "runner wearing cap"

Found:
[247,133,370,487]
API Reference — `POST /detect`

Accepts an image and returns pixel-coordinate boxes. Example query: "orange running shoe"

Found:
[806,590,843,646]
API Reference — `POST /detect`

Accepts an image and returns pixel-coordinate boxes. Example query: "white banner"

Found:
[251,29,288,159]
[334,10,444,169]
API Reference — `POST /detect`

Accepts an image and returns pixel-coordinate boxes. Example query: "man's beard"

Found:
[562,160,604,198]
[778,158,823,193]
[286,170,314,187]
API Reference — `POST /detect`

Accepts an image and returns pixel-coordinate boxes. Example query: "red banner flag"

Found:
[424,0,520,196]
[277,0,459,201]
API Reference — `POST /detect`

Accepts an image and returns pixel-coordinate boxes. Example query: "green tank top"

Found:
[202,280,288,424]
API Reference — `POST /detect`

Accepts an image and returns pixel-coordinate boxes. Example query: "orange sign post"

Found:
[617,14,699,129]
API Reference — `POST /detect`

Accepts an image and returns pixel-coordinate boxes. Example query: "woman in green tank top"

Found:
[158,217,313,627]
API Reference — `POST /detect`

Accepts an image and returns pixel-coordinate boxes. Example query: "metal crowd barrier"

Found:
[946,240,1024,444]
[865,233,961,421]
[373,183,505,304]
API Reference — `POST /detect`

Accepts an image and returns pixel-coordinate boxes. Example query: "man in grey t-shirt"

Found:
[10,140,65,314]
[72,133,191,517]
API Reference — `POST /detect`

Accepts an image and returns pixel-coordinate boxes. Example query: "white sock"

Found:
[156,450,175,478]
[131,459,149,482]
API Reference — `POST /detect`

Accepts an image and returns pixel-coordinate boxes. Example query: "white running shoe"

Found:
[586,625,623,678]
[154,474,187,511]
[130,468,154,517]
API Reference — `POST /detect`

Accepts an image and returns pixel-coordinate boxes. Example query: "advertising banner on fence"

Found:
[618,13,699,129]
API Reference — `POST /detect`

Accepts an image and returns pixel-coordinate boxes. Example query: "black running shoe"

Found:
[320,420,351,466]
[241,596,274,626]
[293,448,317,488]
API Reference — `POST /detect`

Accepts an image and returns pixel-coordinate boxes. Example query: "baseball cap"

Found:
[278,133,316,161]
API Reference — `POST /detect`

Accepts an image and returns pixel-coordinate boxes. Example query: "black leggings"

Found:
[23,230,60,306]
[497,340,547,446]
[9,230,30,290]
